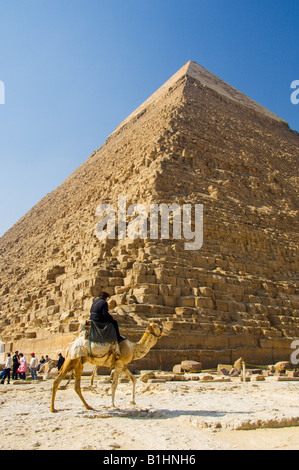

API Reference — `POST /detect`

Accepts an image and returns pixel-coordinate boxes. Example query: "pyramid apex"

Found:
[181,60,286,123]
[185,59,199,66]
[111,60,286,137]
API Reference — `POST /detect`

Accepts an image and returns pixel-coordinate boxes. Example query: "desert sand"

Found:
[1,371,299,451]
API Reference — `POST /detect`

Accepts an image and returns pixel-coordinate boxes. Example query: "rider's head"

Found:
[100,292,110,300]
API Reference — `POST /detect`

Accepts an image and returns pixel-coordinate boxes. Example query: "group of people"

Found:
[0,292,122,385]
[0,351,64,384]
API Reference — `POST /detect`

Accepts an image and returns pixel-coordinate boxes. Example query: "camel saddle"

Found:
[82,320,118,344]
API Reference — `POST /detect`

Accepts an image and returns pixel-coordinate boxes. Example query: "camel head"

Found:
[146,322,170,339]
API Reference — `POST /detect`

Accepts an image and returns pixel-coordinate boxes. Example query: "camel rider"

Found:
[90,292,126,344]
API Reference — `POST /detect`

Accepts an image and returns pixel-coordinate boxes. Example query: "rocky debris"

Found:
[217,358,245,377]
[180,360,202,372]
[172,364,183,374]
[273,361,294,372]
[140,371,187,383]
[286,371,299,378]
[140,371,156,383]
[233,357,244,373]
[172,360,202,374]
[217,364,233,375]
[199,375,214,382]
[251,374,265,381]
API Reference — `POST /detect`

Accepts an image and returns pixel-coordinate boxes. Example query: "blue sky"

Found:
[0,0,298,237]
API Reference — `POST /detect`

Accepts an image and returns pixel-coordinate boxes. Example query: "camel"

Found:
[50,322,168,412]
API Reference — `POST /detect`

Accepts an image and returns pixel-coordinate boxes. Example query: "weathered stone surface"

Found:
[180,360,202,372]
[0,60,298,369]
[218,367,231,376]
[274,361,294,372]
[217,364,233,375]
[140,371,156,383]
[286,371,299,377]
[251,374,265,381]
[233,357,244,373]
[200,375,214,382]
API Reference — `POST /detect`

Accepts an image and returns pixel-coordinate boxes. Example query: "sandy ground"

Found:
[1,374,299,451]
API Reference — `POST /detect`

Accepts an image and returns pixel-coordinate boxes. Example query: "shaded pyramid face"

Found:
[0,61,298,368]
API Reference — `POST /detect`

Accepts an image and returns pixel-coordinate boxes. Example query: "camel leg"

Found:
[60,370,74,390]
[74,361,93,410]
[111,364,122,408]
[50,357,75,412]
[90,366,97,387]
[122,367,137,406]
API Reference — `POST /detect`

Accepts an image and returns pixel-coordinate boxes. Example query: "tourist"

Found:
[0,353,12,384]
[37,355,45,371]
[12,351,19,380]
[17,353,27,380]
[30,353,38,380]
[57,353,65,371]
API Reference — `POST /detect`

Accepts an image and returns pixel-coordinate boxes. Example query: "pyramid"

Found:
[0,61,298,369]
